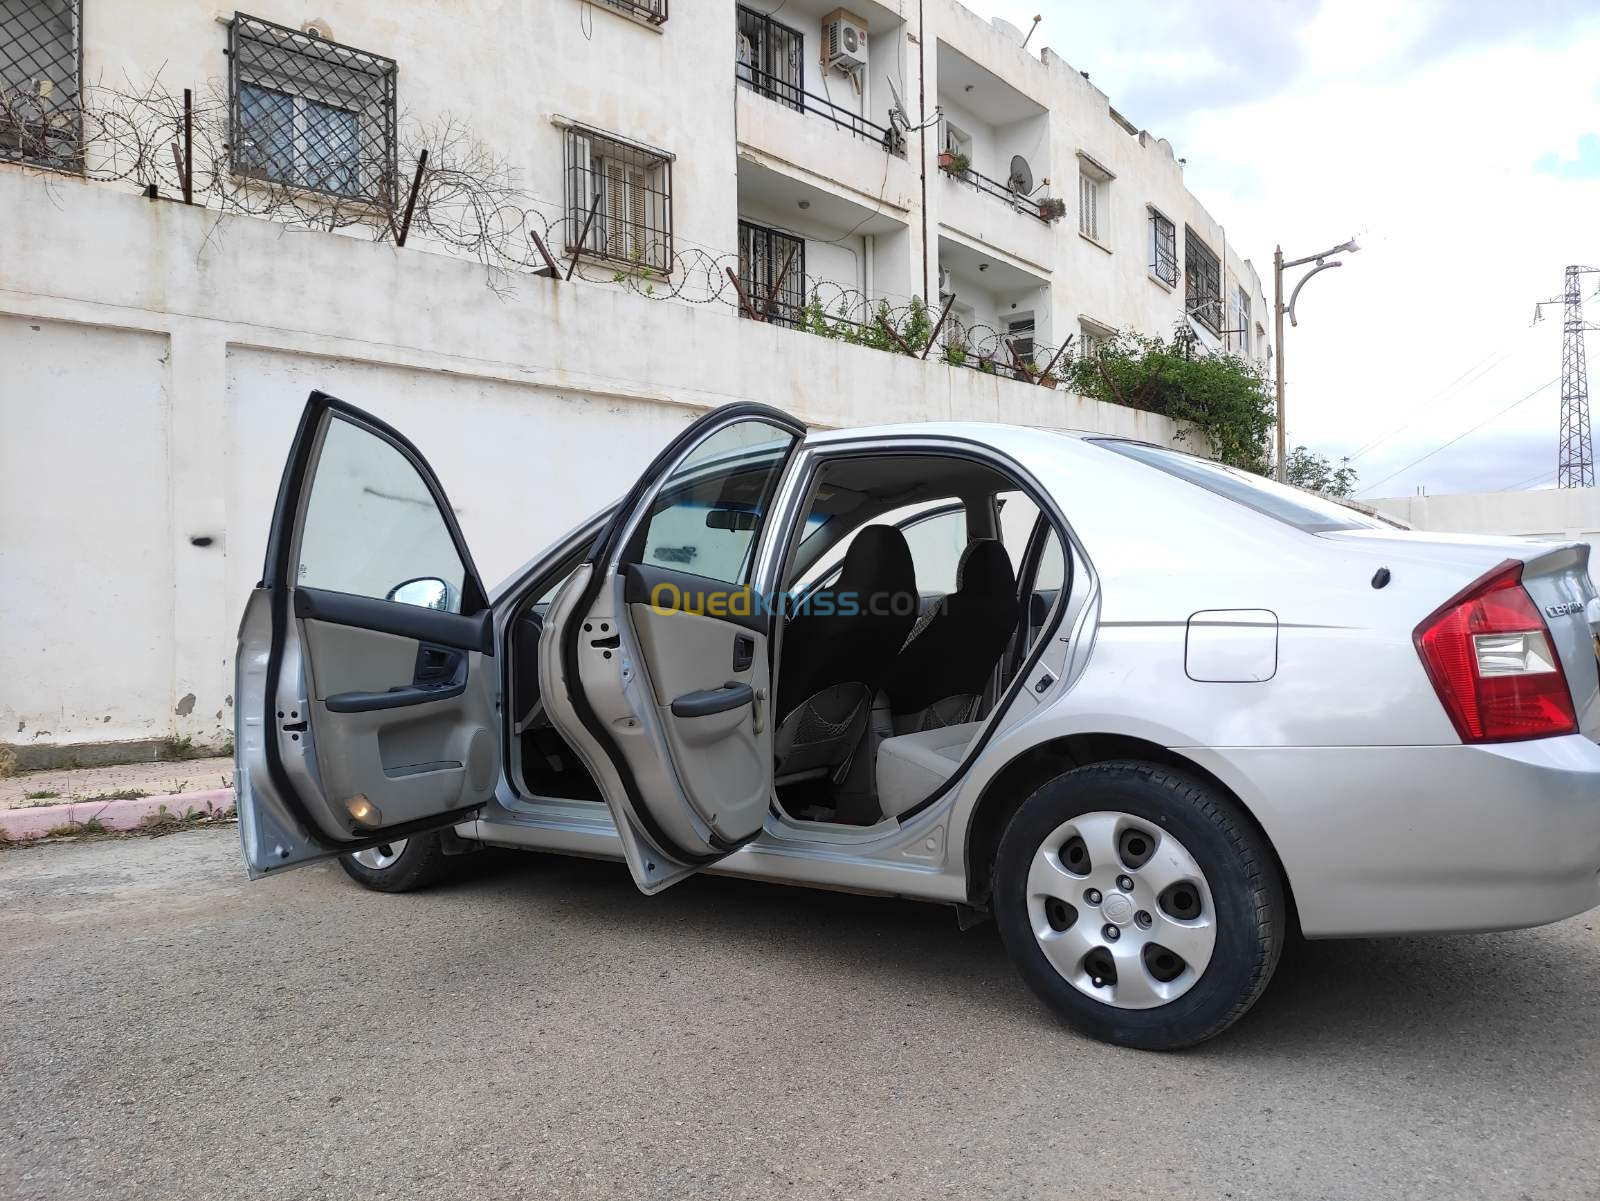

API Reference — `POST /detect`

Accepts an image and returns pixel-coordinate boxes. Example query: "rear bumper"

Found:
[1184,736,1600,938]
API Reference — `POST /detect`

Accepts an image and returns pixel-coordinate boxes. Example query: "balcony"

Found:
[933,40,1057,272]
[935,234,1056,378]
[734,1,918,210]
[736,157,915,330]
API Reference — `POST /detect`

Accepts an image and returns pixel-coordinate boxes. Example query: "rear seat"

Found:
[875,721,985,817]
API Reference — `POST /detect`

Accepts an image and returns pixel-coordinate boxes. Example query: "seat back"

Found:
[886,538,1019,731]
[774,525,918,777]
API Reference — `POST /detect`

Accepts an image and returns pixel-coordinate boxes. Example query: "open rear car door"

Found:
[539,404,805,893]
[235,391,500,876]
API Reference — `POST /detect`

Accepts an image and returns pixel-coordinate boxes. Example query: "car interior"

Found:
[503,449,1068,832]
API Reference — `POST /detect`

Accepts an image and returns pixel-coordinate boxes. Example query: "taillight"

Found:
[1413,559,1578,744]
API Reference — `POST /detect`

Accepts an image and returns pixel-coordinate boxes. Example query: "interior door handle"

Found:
[670,681,755,718]
[326,681,467,713]
[733,634,755,672]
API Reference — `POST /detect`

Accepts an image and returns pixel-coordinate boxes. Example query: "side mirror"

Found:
[387,576,452,611]
[705,508,758,532]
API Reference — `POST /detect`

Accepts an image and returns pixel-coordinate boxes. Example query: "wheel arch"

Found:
[962,732,1301,935]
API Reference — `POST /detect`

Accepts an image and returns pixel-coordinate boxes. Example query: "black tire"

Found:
[993,760,1285,1051]
[337,831,453,893]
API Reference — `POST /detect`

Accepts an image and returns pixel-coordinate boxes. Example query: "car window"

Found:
[635,421,795,586]
[296,414,468,611]
[794,501,965,595]
[997,491,1065,592]
[1093,439,1383,533]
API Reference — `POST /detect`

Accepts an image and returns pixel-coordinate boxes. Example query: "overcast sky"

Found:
[962,0,1600,497]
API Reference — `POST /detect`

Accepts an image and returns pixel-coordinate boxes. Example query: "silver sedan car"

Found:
[236,392,1600,1049]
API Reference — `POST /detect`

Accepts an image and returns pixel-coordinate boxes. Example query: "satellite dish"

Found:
[1008,155,1034,195]
[886,77,909,130]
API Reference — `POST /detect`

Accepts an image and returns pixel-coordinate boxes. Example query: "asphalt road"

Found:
[1,828,1597,1201]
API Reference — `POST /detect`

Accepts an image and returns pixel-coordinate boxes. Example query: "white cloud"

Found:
[962,0,1600,496]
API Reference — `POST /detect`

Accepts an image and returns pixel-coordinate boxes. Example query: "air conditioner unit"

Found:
[822,9,868,75]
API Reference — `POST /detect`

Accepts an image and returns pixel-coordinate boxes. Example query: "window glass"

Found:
[794,500,964,595]
[297,415,468,611]
[1095,439,1384,533]
[635,419,796,586]
[901,508,967,597]
[998,491,1065,592]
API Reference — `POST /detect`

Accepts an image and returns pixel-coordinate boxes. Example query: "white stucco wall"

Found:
[2,0,1268,759]
[0,167,1183,757]
[1369,489,1600,591]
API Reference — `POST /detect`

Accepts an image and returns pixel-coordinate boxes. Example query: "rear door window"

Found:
[1093,440,1384,533]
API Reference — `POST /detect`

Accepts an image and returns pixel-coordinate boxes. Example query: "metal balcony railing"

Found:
[939,160,1052,223]
[737,64,902,154]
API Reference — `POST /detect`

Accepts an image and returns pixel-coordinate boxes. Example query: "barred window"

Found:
[736,5,803,113]
[595,0,668,23]
[1184,227,1222,335]
[0,0,81,169]
[229,14,397,206]
[564,123,673,274]
[1148,209,1177,288]
[738,220,805,328]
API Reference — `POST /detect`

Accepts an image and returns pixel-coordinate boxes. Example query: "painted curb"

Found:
[1,788,236,841]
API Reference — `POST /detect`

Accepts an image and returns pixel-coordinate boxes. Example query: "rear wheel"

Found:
[993,760,1284,1050]
[338,831,452,893]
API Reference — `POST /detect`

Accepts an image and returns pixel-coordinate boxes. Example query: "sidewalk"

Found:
[0,756,235,842]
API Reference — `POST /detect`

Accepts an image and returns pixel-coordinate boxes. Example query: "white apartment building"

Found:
[0,0,1271,760]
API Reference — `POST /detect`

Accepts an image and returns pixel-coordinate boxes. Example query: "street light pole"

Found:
[1274,246,1286,481]
[1273,237,1360,482]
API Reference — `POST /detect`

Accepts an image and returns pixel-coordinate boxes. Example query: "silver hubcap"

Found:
[1027,811,1216,1010]
[352,839,407,870]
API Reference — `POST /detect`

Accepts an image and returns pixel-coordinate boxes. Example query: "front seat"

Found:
[774,525,918,781]
[885,538,1019,732]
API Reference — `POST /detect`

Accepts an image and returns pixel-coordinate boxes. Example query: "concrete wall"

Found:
[0,167,1181,760]
[1369,488,1600,591]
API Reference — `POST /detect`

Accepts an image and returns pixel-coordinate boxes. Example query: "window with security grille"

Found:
[0,0,82,169]
[564,123,673,274]
[229,14,397,206]
[736,5,803,113]
[1148,208,1177,288]
[1185,227,1222,335]
[1005,314,1036,365]
[738,220,805,328]
[595,0,668,23]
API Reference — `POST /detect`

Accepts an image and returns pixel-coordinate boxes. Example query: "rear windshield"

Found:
[1092,440,1385,533]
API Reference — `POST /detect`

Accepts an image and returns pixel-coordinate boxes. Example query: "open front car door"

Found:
[235,391,499,876]
[539,404,805,893]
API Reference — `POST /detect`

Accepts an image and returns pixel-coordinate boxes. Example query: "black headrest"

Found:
[836,524,916,598]
[956,539,1015,599]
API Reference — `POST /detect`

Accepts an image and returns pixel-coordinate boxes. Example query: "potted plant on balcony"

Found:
[938,150,971,177]
[1037,196,1067,222]
[1019,360,1054,388]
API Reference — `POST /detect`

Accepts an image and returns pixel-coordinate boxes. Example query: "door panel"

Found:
[630,597,771,845]
[236,391,499,877]
[539,403,805,893]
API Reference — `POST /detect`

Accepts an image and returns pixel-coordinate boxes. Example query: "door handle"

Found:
[732,634,755,672]
[670,681,755,718]
[326,681,467,712]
